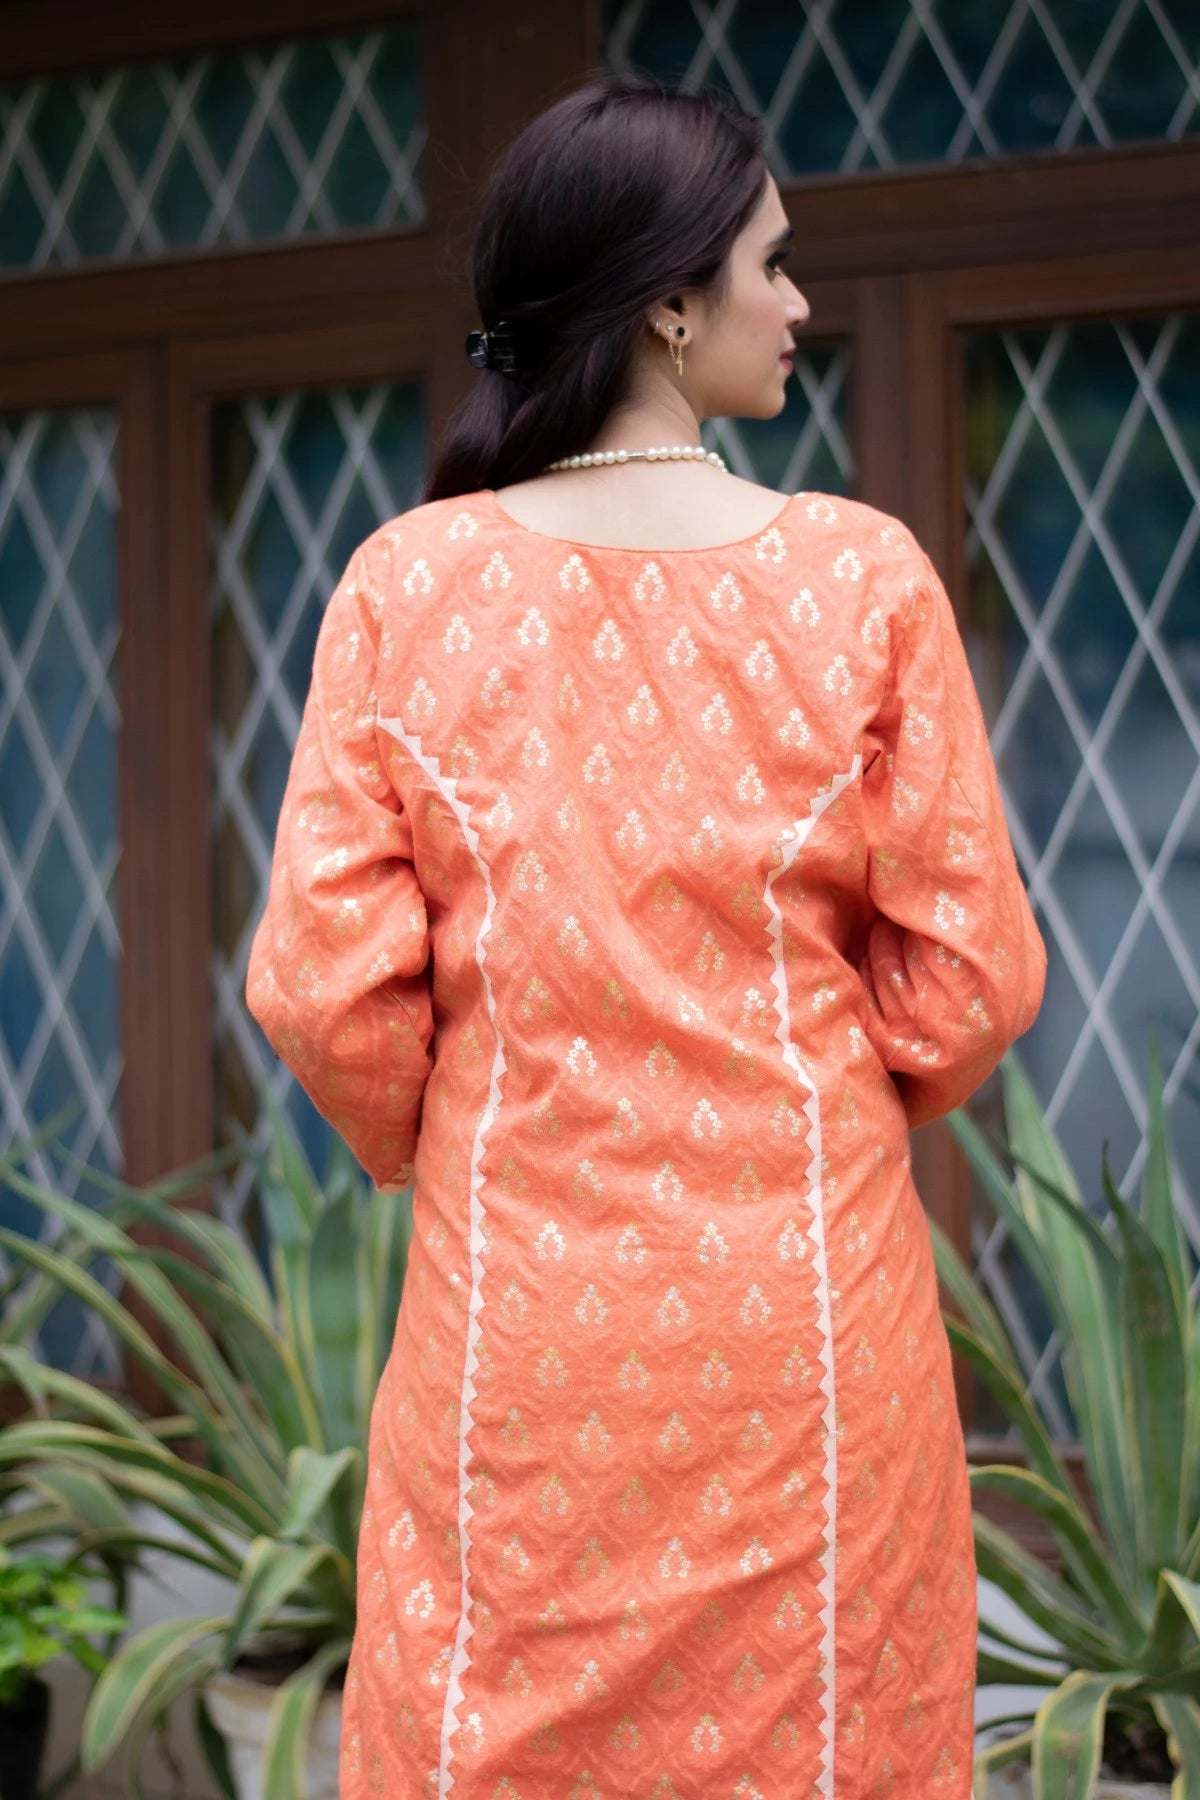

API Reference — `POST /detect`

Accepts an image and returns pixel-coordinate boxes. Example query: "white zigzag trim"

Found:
[377,709,504,1800]
[761,752,861,1799]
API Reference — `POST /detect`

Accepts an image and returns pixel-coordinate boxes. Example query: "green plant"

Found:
[931,1046,1200,1798]
[0,1546,126,1708]
[0,1102,412,1798]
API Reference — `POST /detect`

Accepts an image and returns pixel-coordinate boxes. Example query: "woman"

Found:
[247,74,1045,1800]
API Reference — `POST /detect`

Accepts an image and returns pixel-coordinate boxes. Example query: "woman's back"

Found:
[489,466,794,551]
[246,483,1044,1800]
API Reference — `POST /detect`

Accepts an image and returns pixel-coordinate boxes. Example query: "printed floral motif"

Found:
[521,726,550,769]
[479,550,512,590]
[516,606,549,647]
[700,692,733,735]
[479,667,511,711]
[666,624,698,667]
[708,571,745,613]
[558,553,591,593]
[246,490,1046,1800]
[401,557,434,596]
[593,618,625,661]
[442,613,471,653]
[634,561,666,604]
[745,639,777,681]
[626,684,659,726]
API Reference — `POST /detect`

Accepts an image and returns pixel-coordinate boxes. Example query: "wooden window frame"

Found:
[2,0,1197,1469]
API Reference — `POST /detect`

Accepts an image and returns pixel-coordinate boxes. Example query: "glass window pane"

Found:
[0,404,122,1377]
[0,26,425,271]
[961,313,1200,1438]
[601,0,1200,175]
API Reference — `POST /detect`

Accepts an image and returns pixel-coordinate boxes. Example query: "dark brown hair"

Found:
[423,75,768,503]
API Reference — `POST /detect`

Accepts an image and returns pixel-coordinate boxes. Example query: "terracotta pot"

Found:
[0,1675,50,1800]
[205,1668,341,1800]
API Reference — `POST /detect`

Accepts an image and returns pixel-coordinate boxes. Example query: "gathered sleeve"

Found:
[857,548,1046,1128]
[245,544,435,1190]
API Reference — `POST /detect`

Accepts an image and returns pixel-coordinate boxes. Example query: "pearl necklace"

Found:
[544,443,728,473]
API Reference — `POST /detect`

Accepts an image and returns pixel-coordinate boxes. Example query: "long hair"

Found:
[423,75,768,503]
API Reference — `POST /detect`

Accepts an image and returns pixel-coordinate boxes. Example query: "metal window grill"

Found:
[963,314,1200,1439]
[0,405,123,1378]
[0,26,425,271]
[602,0,1200,175]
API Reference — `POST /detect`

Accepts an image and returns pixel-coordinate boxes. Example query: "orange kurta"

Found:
[246,487,1045,1800]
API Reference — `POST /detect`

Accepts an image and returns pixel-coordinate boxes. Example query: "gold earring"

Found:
[665,325,685,377]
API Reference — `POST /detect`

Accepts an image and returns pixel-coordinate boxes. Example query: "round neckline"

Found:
[480,485,797,555]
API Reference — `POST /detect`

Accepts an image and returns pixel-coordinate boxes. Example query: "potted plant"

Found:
[0,1546,126,1800]
[930,1047,1199,1798]
[0,1313,144,1800]
[0,1103,411,1800]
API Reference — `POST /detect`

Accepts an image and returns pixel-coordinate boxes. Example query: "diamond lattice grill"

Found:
[211,382,426,1229]
[0,406,123,1378]
[963,314,1200,1440]
[601,0,1200,174]
[0,26,425,270]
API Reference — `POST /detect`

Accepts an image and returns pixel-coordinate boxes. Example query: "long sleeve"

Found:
[245,542,435,1190]
[857,547,1046,1127]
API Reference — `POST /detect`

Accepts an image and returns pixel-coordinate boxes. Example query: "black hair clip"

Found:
[465,320,520,377]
